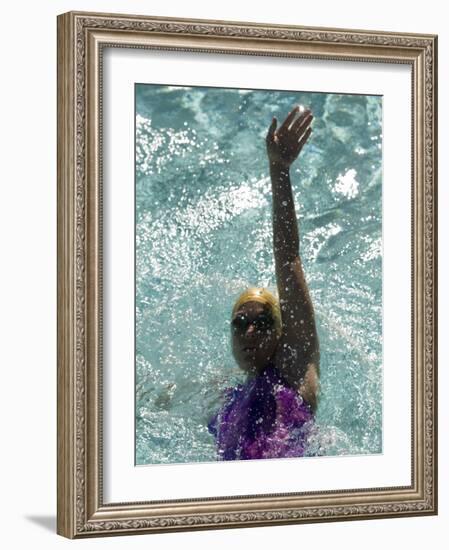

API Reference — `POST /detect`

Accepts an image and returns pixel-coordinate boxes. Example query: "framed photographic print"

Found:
[57,11,438,538]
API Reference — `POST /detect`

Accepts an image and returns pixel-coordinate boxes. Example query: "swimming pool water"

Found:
[135,84,383,465]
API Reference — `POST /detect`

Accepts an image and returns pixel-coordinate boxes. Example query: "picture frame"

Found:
[57,10,438,538]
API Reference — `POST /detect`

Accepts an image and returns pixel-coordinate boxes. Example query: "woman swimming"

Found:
[208,105,320,460]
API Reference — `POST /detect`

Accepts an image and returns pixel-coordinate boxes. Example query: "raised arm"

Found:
[266,106,319,410]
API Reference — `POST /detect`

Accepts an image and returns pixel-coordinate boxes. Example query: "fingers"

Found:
[279,105,300,133]
[267,106,313,160]
[292,111,313,140]
[266,117,277,143]
[297,126,312,151]
[278,106,313,141]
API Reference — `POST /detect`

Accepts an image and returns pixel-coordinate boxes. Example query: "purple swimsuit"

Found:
[208,364,315,460]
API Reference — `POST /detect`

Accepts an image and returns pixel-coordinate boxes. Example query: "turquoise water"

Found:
[135,84,383,465]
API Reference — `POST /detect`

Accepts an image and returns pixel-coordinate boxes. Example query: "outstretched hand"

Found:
[266,106,313,170]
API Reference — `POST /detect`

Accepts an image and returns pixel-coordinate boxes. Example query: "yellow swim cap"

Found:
[232,287,282,337]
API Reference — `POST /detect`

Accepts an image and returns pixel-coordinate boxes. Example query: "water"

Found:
[135,84,383,465]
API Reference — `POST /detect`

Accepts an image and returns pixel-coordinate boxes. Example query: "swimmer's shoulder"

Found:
[298,362,319,413]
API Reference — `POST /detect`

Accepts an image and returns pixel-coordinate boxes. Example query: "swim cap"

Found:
[232,287,282,337]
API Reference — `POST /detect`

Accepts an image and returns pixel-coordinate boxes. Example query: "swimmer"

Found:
[208,106,320,460]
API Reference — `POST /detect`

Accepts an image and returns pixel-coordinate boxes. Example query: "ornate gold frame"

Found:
[57,11,438,538]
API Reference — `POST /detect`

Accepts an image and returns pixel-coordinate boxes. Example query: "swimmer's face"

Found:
[231,301,279,375]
